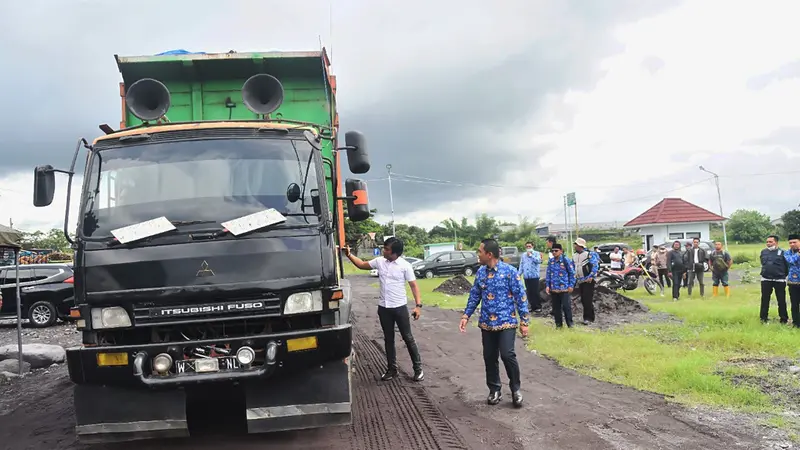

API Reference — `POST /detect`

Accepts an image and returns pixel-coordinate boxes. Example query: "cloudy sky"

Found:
[1,0,799,234]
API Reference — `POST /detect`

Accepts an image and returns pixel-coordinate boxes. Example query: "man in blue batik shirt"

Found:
[545,243,576,328]
[459,238,529,408]
[518,241,543,314]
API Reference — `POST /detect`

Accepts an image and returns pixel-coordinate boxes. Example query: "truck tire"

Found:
[28,300,57,328]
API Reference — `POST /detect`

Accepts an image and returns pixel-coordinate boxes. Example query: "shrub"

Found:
[732,253,754,264]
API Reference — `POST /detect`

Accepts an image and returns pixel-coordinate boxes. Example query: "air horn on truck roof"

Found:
[125,78,172,121]
[124,73,286,121]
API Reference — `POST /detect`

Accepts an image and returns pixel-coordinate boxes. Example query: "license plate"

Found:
[175,356,241,374]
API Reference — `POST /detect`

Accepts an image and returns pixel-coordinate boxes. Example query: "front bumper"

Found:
[66,324,352,386]
[74,354,353,443]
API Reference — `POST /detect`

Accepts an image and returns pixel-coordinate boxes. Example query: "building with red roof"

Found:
[624,198,726,250]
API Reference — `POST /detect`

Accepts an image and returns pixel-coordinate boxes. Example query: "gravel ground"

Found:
[0,277,793,449]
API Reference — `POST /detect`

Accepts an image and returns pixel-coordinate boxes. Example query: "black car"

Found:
[413,251,480,278]
[595,243,633,266]
[0,263,75,327]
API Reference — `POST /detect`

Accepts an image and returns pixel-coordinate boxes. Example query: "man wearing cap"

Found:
[573,238,599,325]
[785,234,800,328]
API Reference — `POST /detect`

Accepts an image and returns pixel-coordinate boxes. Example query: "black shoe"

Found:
[512,391,523,408]
[487,391,502,405]
[381,369,398,381]
[413,368,424,382]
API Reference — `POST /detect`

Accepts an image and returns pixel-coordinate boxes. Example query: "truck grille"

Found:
[133,296,282,325]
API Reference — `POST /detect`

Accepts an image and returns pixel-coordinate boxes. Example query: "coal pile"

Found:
[537,279,648,318]
[433,275,473,296]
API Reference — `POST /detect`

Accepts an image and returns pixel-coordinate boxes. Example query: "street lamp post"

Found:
[386,164,396,236]
[699,166,728,250]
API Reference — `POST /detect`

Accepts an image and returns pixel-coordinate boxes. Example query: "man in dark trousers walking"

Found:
[518,241,543,314]
[344,237,424,381]
[573,238,599,325]
[460,238,530,407]
[760,235,790,324]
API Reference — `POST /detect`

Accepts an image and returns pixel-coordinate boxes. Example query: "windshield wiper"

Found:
[170,220,217,226]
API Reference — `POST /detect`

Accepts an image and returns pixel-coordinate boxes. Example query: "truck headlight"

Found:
[90,307,132,329]
[284,291,323,315]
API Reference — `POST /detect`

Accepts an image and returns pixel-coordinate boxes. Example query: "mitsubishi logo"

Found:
[196,260,215,277]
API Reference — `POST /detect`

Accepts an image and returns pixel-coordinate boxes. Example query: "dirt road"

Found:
[0,275,782,449]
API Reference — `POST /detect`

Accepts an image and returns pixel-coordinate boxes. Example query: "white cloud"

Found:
[0,171,82,234]
[378,0,800,229]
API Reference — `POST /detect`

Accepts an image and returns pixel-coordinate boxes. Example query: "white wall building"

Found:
[624,198,726,251]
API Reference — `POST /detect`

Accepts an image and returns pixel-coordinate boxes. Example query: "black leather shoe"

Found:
[512,390,523,408]
[381,369,398,381]
[487,391,502,405]
[413,368,424,382]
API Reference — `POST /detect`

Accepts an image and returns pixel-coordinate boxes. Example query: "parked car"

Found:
[500,247,521,267]
[369,256,422,277]
[412,251,480,278]
[595,243,633,266]
[0,263,75,327]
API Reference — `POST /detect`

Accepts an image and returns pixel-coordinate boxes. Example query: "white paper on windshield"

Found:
[111,216,177,244]
[222,209,287,236]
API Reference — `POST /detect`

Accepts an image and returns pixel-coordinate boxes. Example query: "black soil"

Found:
[433,275,473,296]
[538,280,649,326]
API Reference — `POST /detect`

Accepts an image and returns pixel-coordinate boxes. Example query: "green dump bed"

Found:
[115,49,340,210]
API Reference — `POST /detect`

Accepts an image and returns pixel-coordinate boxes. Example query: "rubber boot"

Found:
[724,286,730,297]
[713,286,719,297]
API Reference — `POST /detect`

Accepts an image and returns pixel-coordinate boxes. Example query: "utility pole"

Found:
[699,166,728,250]
[386,164,396,236]
[564,195,572,256]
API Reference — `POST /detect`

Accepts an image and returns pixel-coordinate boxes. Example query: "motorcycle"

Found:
[596,256,658,295]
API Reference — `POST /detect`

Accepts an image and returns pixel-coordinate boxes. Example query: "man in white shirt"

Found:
[609,247,623,270]
[344,237,424,382]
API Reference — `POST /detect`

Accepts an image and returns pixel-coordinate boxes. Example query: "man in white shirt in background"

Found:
[609,246,623,270]
[343,237,424,382]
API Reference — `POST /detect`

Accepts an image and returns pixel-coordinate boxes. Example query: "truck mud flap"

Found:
[244,354,353,434]
[73,384,188,444]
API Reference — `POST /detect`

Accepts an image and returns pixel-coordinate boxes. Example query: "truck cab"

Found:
[31,49,371,443]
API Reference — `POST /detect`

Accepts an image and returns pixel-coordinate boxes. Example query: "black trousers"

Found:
[761,281,788,323]
[524,278,541,312]
[789,284,800,328]
[657,268,671,287]
[377,305,422,371]
[481,329,520,394]
[551,291,573,327]
[577,281,595,322]
[688,264,705,296]
[672,270,684,299]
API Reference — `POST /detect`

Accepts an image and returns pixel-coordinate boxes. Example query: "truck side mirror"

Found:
[33,165,56,207]
[344,178,370,222]
[344,131,370,174]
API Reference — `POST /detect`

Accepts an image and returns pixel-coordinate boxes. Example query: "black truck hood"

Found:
[80,233,329,306]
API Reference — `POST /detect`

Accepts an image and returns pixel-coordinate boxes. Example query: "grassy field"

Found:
[382,267,799,438]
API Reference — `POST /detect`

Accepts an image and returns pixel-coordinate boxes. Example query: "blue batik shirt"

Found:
[546,255,576,292]
[518,250,542,280]
[786,249,800,285]
[463,261,530,331]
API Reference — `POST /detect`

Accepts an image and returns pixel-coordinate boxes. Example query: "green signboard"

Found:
[566,192,576,206]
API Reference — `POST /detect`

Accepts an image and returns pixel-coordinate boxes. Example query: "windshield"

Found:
[81,137,324,238]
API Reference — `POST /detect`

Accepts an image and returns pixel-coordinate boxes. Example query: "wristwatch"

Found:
[415,303,423,308]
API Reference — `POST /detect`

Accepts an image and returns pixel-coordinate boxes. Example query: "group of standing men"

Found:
[517,236,599,328]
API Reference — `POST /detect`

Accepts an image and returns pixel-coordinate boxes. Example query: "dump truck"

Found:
[31,48,371,443]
